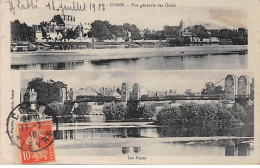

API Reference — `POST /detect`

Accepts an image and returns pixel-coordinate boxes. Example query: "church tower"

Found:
[179,20,185,30]
[179,20,185,37]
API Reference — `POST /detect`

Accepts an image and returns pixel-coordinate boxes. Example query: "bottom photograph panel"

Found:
[13,71,255,163]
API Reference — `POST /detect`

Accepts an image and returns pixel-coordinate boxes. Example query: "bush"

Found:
[156,105,182,126]
[74,102,92,115]
[244,104,254,124]
[140,103,157,119]
[156,102,246,127]
[230,103,247,123]
[48,102,65,116]
[103,102,126,120]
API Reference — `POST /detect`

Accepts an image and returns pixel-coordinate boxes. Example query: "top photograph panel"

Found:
[9,1,248,70]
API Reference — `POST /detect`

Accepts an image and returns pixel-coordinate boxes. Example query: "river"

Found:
[53,116,254,157]
[11,45,247,70]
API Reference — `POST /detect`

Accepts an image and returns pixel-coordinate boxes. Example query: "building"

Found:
[146,91,167,97]
[238,28,248,38]
[20,88,27,103]
[34,15,81,42]
[190,36,201,43]
[68,87,121,101]
[57,15,77,29]
[182,30,193,38]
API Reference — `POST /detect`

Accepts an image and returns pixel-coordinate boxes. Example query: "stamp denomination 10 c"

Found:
[18,120,55,164]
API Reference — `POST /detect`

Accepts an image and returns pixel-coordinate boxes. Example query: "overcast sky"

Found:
[9,2,247,30]
[20,71,253,94]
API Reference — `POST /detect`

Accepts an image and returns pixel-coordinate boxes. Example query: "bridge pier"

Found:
[127,100,141,118]
[235,97,249,106]
[223,75,252,107]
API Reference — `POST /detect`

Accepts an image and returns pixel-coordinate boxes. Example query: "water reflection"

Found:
[156,125,254,137]
[54,128,253,156]
[53,124,254,156]
[224,140,252,156]
[12,61,85,70]
[57,115,106,123]
[122,147,130,154]
[12,53,247,70]
[133,147,141,153]
[122,147,141,154]
[53,125,254,140]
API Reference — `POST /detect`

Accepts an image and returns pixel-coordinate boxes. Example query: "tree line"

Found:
[23,78,253,125]
[11,20,35,41]
[156,102,247,127]
[11,19,248,45]
[88,20,141,40]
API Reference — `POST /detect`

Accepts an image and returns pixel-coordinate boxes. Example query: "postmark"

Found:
[6,102,58,164]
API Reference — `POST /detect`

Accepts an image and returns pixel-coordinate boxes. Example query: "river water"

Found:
[53,116,254,156]
[11,46,247,70]
[84,53,247,70]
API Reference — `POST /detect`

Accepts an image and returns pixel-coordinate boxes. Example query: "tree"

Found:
[230,103,247,124]
[48,102,65,116]
[186,25,209,38]
[27,78,49,103]
[110,25,125,39]
[140,103,157,119]
[168,89,177,95]
[122,23,141,40]
[167,37,186,46]
[209,28,240,40]
[163,25,180,38]
[201,82,223,95]
[143,30,166,40]
[27,78,67,103]
[156,105,182,126]
[64,28,80,41]
[215,85,224,94]
[157,102,246,127]
[103,102,126,120]
[250,78,254,101]
[90,20,111,39]
[11,20,35,41]
[184,89,194,96]
[89,20,142,40]
[74,102,92,115]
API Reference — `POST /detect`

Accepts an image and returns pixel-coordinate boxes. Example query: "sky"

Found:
[20,71,253,94]
[7,0,247,30]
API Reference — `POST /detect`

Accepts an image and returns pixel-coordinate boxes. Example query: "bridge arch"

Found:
[224,75,237,101]
[59,88,67,103]
[121,83,128,102]
[131,83,140,100]
[237,75,250,98]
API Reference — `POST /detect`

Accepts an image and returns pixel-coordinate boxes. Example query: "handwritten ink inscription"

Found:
[7,0,176,15]
[8,0,106,15]
[9,0,38,14]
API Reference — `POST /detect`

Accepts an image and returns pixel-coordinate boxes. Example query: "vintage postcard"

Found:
[1,70,258,164]
[0,0,260,165]
[6,0,249,71]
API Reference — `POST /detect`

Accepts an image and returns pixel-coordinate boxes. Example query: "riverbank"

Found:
[55,121,155,130]
[55,136,253,147]
[53,120,253,157]
[11,45,247,65]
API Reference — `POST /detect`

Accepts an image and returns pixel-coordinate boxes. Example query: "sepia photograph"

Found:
[10,6,248,70]
[1,0,260,165]
[13,71,254,160]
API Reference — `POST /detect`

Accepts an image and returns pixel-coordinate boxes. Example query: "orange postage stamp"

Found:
[17,120,55,164]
